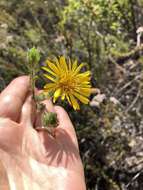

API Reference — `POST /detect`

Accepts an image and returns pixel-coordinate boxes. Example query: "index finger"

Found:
[0,76,30,121]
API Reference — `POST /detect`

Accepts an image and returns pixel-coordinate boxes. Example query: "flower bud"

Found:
[28,47,40,64]
[42,112,58,127]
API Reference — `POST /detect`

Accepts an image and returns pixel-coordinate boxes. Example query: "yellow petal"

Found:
[72,91,89,104]
[60,56,68,72]
[55,57,62,71]
[54,88,61,98]
[75,72,91,81]
[77,71,91,78]
[76,83,91,89]
[66,94,72,105]
[68,58,72,71]
[69,94,80,110]
[72,60,78,71]
[73,63,84,75]
[61,92,66,100]
[77,80,89,85]
[75,87,91,97]
[44,83,56,90]
[46,60,59,74]
[44,74,56,82]
[42,66,57,77]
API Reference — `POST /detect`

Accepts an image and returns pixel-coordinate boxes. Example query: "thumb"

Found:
[54,106,79,149]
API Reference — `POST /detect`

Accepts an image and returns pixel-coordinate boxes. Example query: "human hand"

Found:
[0,76,86,190]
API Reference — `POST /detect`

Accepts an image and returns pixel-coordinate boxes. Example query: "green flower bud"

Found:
[42,112,58,127]
[28,47,40,64]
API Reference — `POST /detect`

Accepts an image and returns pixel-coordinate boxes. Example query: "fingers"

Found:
[0,76,30,122]
[0,161,9,190]
[54,106,76,135]
[54,106,78,147]
[41,100,76,139]
[20,95,36,127]
[42,99,55,113]
[35,98,55,133]
[0,118,22,152]
[34,93,78,148]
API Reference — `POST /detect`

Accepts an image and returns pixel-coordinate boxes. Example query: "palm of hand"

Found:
[0,77,85,190]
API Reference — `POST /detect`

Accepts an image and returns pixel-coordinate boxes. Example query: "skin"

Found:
[0,76,86,190]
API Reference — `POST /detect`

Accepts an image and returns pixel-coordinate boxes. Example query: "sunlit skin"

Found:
[0,76,86,190]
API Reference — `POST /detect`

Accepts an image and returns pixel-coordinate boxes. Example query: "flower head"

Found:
[42,56,91,110]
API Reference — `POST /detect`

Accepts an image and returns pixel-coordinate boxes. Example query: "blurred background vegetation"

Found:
[1,0,143,189]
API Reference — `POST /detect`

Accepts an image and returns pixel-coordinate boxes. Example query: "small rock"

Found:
[110,97,120,105]
[90,94,106,108]
[0,23,8,29]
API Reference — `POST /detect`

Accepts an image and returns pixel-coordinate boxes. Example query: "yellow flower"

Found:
[42,56,91,110]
